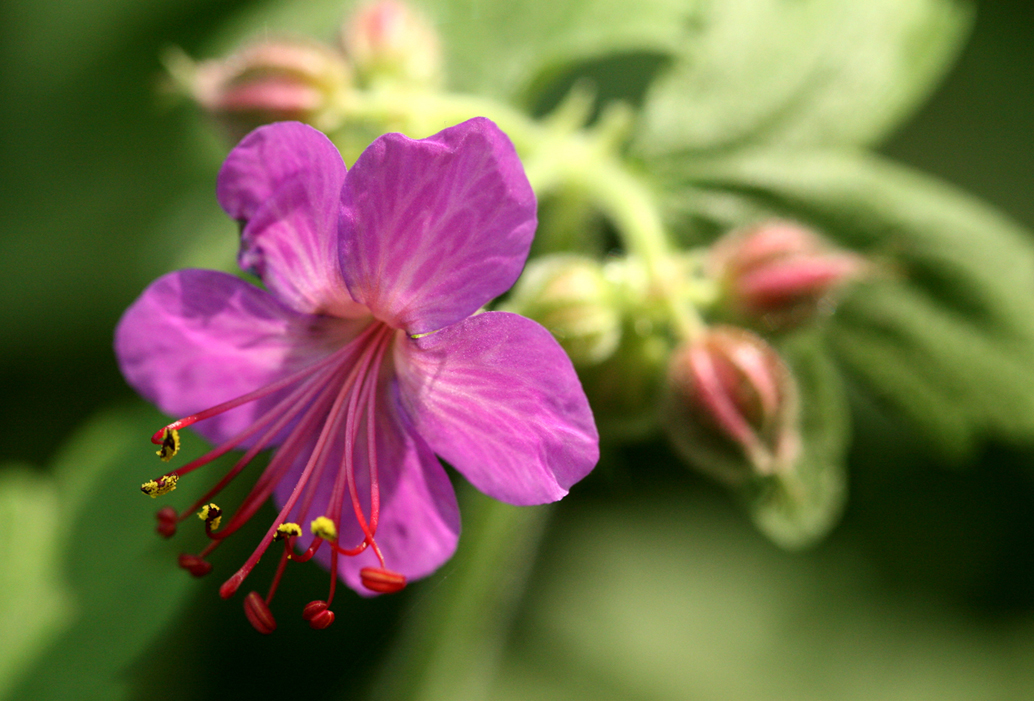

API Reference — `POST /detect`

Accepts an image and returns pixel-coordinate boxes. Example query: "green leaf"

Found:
[669,149,1034,458]
[745,332,850,549]
[493,484,1034,700]
[7,405,207,701]
[633,0,972,158]
[203,0,695,102]
[0,466,72,701]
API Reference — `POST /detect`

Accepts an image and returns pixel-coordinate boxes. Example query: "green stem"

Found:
[367,485,553,701]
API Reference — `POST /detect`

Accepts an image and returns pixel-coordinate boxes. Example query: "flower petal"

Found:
[114,269,358,444]
[218,121,365,317]
[394,311,599,505]
[339,117,536,334]
[275,374,460,593]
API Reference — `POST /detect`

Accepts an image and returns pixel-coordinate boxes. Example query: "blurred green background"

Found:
[2,0,1033,699]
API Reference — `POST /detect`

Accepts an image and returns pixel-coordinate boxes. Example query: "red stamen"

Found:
[178,553,213,577]
[327,547,339,605]
[149,329,378,447]
[170,357,342,505]
[156,506,178,538]
[264,544,292,606]
[302,600,328,621]
[308,608,335,630]
[147,320,413,629]
[360,567,406,594]
[218,340,375,598]
[243,591,276,634]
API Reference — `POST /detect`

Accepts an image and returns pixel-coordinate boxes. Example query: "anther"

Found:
[198,503,222,531]
[156,428,181,462]
[310,516,338,541]
[155,506,178,538]
[243,591,277,635]
[141,474,178,498]
[301,600,328,621]
[360,567,406,594]
[309,608,335,630]
[178,553,213,577]
[273,522,302,541]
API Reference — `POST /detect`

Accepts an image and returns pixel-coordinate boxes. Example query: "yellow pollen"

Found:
[198,503,222,531]
[157,428,181,462]
[310,516,337,541]
[274,523,303,541]
[140,474,178,498]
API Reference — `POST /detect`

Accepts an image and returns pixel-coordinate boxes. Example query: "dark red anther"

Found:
[301,600,329,621]
[359,567,406,594]
[243,591,276,634]
[177,553,213,577]
[155,507,178,538]
[308,608,335,630]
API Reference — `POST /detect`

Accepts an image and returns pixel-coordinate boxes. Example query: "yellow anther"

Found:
[157,428,181,462]
[140,474,179,498]
[310,516,337,541]
[198,503,222,531]
[274,522,303,541]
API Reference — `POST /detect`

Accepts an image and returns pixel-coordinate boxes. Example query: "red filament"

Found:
[147,321,408,632]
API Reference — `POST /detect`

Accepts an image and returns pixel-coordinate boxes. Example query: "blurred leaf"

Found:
[202,0,695,103]
[7,405,206,701]
[0,466,71,701]
[370,488,552,701]
[493,486,1034,700]
[745,332,849,549]
[668,149,1034,459]
[633,0,972,158]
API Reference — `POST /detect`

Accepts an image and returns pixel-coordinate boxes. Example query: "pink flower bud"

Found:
[663,326,799,483]
[341,0,443,87]
[709,221,867,331]
[189,39,352,139]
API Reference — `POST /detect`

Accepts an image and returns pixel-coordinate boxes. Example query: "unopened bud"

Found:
[663,326,799,484]
[709,221,867,331]
[504,255,621,365]
[341,0,443,87]
[180,39,352,139]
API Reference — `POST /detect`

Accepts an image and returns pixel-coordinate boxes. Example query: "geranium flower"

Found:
[115,117,599,633]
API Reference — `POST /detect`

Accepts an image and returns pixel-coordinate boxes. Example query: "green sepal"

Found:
[742,331,850,549]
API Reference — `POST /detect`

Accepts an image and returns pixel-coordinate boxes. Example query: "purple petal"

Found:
[218,121,366,317]
[339,117,536,334]
[114,269,359,444]
[394,311,599,505]
[275,372,460,593]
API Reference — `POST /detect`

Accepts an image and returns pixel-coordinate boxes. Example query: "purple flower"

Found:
[115,118,598,633]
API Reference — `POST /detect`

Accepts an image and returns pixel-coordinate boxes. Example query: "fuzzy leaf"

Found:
[0,467,72,701]
[634,0,971,158]
[6,406,206,701]
[203,0,695,102]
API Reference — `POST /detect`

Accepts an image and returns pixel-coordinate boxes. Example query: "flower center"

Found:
[140,319,408,633]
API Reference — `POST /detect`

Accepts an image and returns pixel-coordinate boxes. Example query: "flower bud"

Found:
[709,221,867,331]
[184,39,352,139]
[663,326,799,484]
[504,255,621,366]
[341,0,443,87]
